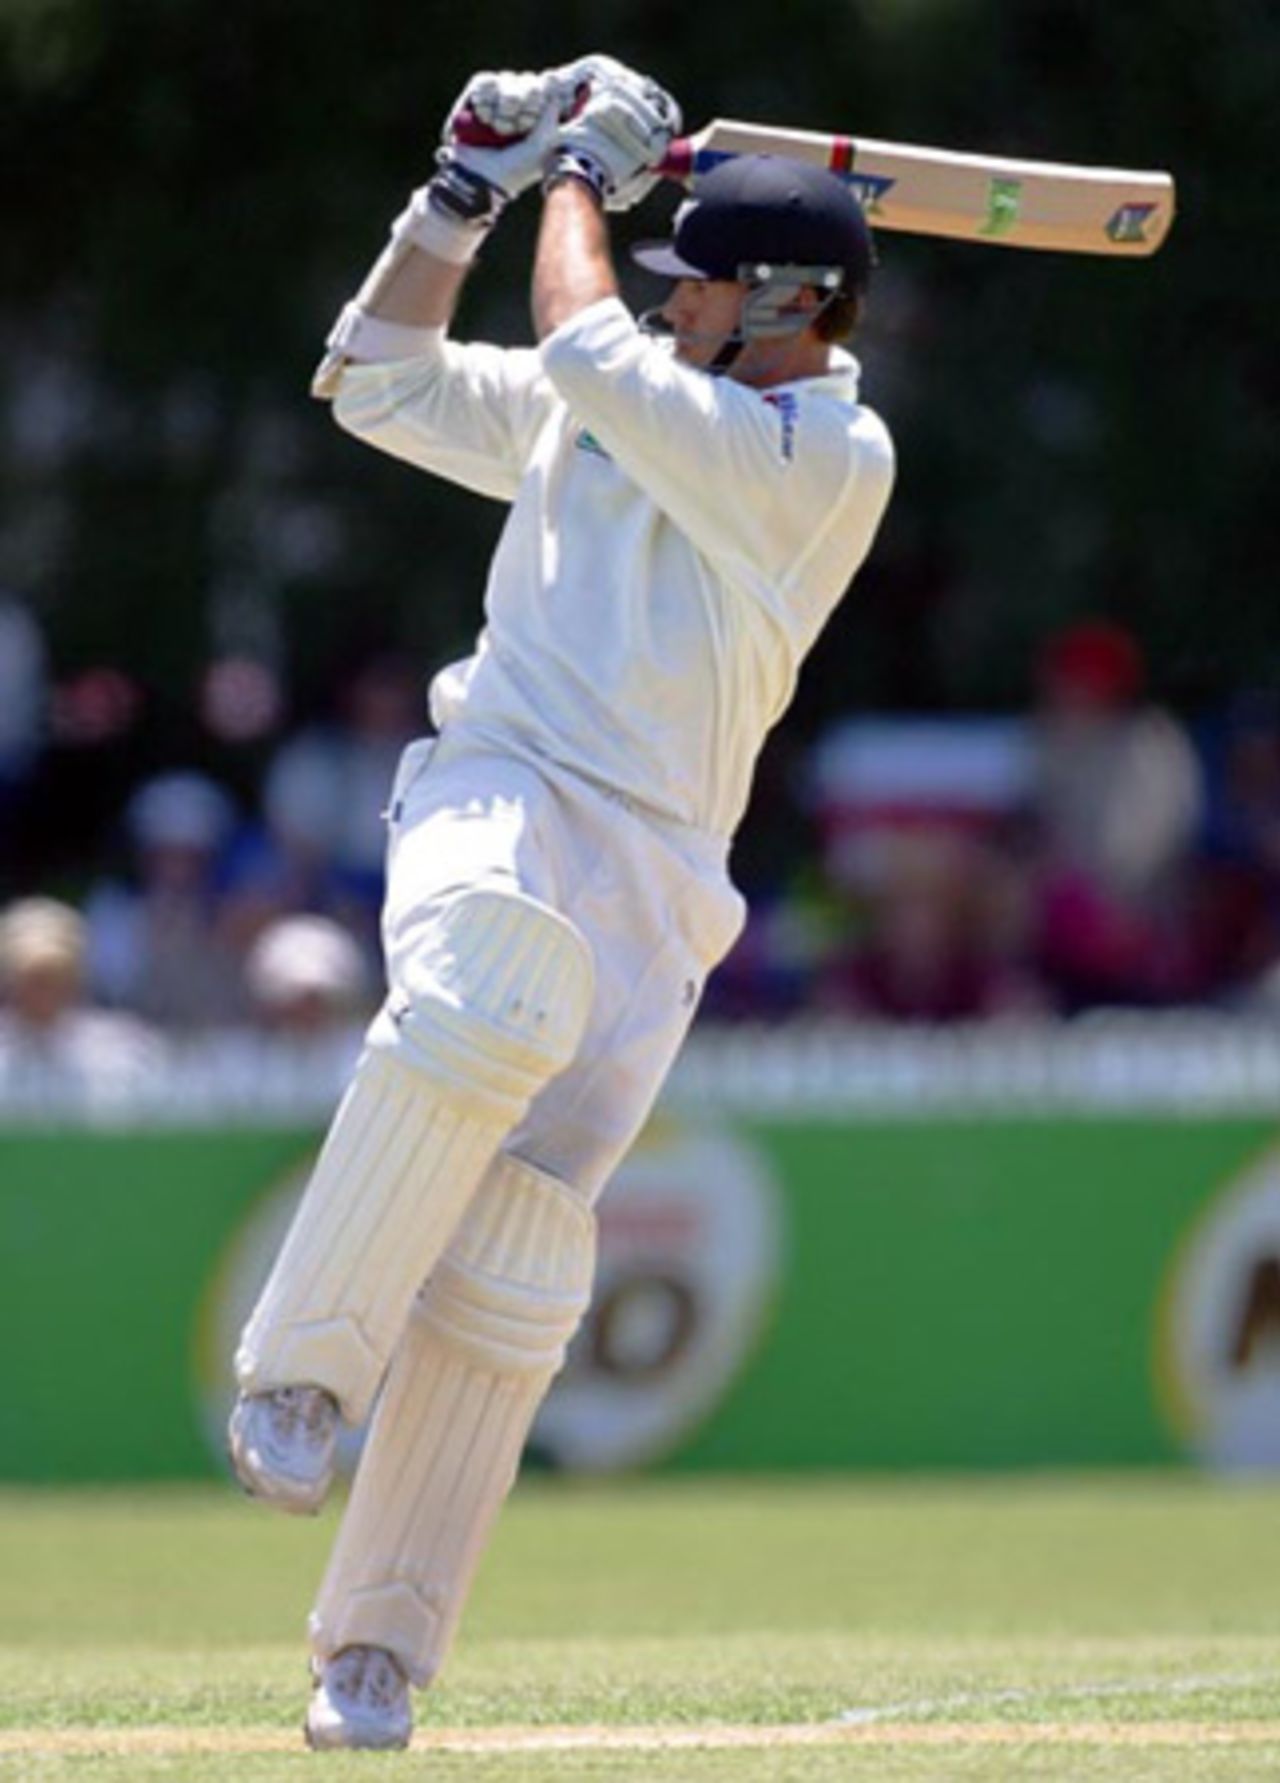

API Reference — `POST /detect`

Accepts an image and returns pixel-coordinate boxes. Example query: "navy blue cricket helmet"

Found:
[632,153,874,299]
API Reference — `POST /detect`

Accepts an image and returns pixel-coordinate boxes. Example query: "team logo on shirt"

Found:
[762,391,799,463]
[574,426,612,460]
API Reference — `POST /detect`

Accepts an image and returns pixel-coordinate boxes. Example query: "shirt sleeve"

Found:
[330,332,559,503]
[539,297,895,595]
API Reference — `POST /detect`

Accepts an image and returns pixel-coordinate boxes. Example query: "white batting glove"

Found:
[405,65,581,266]
[564,52,660,100]
[440,66,589,205]
[545,68,681,212]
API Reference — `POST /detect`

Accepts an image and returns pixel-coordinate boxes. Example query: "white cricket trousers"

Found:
[384,732,746,1203]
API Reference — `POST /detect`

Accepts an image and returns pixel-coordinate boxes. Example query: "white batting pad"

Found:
[235,889,594,1422]
[382,888,595,1126]
[234,1047,506,1421]
[308,1153,596,1686]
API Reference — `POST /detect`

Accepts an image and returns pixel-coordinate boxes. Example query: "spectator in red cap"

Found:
[1031,619,1203,1007]
[1039,619,1144,711]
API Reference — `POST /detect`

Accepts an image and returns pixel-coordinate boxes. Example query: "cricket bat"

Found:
[658,120,1175,257]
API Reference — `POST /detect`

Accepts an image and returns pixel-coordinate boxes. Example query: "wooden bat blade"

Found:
[658,120,1175,257]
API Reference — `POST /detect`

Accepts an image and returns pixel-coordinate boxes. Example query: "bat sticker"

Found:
[1105,202,1160,244]
[980,178,1024,237]
[847,173,895,217]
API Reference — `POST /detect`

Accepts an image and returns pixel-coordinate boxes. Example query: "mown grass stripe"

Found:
[4,1721,1280,1756]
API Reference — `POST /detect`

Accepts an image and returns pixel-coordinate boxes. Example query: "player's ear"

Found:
[783,285,821,317]
[787,285,825,332]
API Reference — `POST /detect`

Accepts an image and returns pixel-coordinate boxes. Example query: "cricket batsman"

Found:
[228,52,894,1749]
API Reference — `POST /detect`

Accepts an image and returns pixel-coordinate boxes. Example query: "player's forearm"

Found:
[532,180,619,340]
[357,242,470,330]
[313,174,501,398]
[314,236,464,399]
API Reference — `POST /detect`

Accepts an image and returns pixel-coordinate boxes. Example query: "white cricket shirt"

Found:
[332,296,894,841]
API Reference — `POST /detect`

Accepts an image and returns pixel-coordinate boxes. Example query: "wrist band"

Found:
[428,159,503,225]
[393,175,499,267]
[542,148,608,206]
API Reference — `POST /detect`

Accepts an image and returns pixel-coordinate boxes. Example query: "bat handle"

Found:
[451,83,592,150]
[656,138,694,182]
[455,108,694,180]
[451,107,508,149]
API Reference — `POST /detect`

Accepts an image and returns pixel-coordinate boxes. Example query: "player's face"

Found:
[661,279,748,369]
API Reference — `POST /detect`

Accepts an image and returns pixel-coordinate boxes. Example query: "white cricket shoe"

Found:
[227,1384,339,1515]
[306,1645,412,1750]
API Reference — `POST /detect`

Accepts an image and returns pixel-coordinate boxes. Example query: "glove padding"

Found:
[550,68,681,211]
[442,64,590,204]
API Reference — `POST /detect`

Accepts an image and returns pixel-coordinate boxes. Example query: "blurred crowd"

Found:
[5,589,1280,1108]
[712,621,1280,1024]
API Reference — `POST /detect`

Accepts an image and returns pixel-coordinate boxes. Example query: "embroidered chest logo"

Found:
[574,426,612,461]
[762,391,799,463]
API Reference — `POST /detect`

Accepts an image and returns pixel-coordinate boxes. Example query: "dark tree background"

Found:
[2,0,1277,755]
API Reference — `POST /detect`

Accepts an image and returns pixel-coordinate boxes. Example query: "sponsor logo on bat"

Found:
[846,173,895,217]
[689,146,894,220]
[1105,202,1159,245]
[980,178,1023,237]
[689,149,737,177]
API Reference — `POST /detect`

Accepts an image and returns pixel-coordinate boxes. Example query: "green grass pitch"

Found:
[2,1472,1279,1779]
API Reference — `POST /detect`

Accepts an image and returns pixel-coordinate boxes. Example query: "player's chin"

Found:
[672,338,713,369]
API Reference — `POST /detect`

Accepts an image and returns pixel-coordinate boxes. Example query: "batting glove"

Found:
[439,65,593,208]
[545,68,681,212]
[400,66,574,264]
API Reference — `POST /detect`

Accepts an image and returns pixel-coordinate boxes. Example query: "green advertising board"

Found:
[2,1128,318,1480]
[3,1077,1279,1481]
[663,1117,1279,1471]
